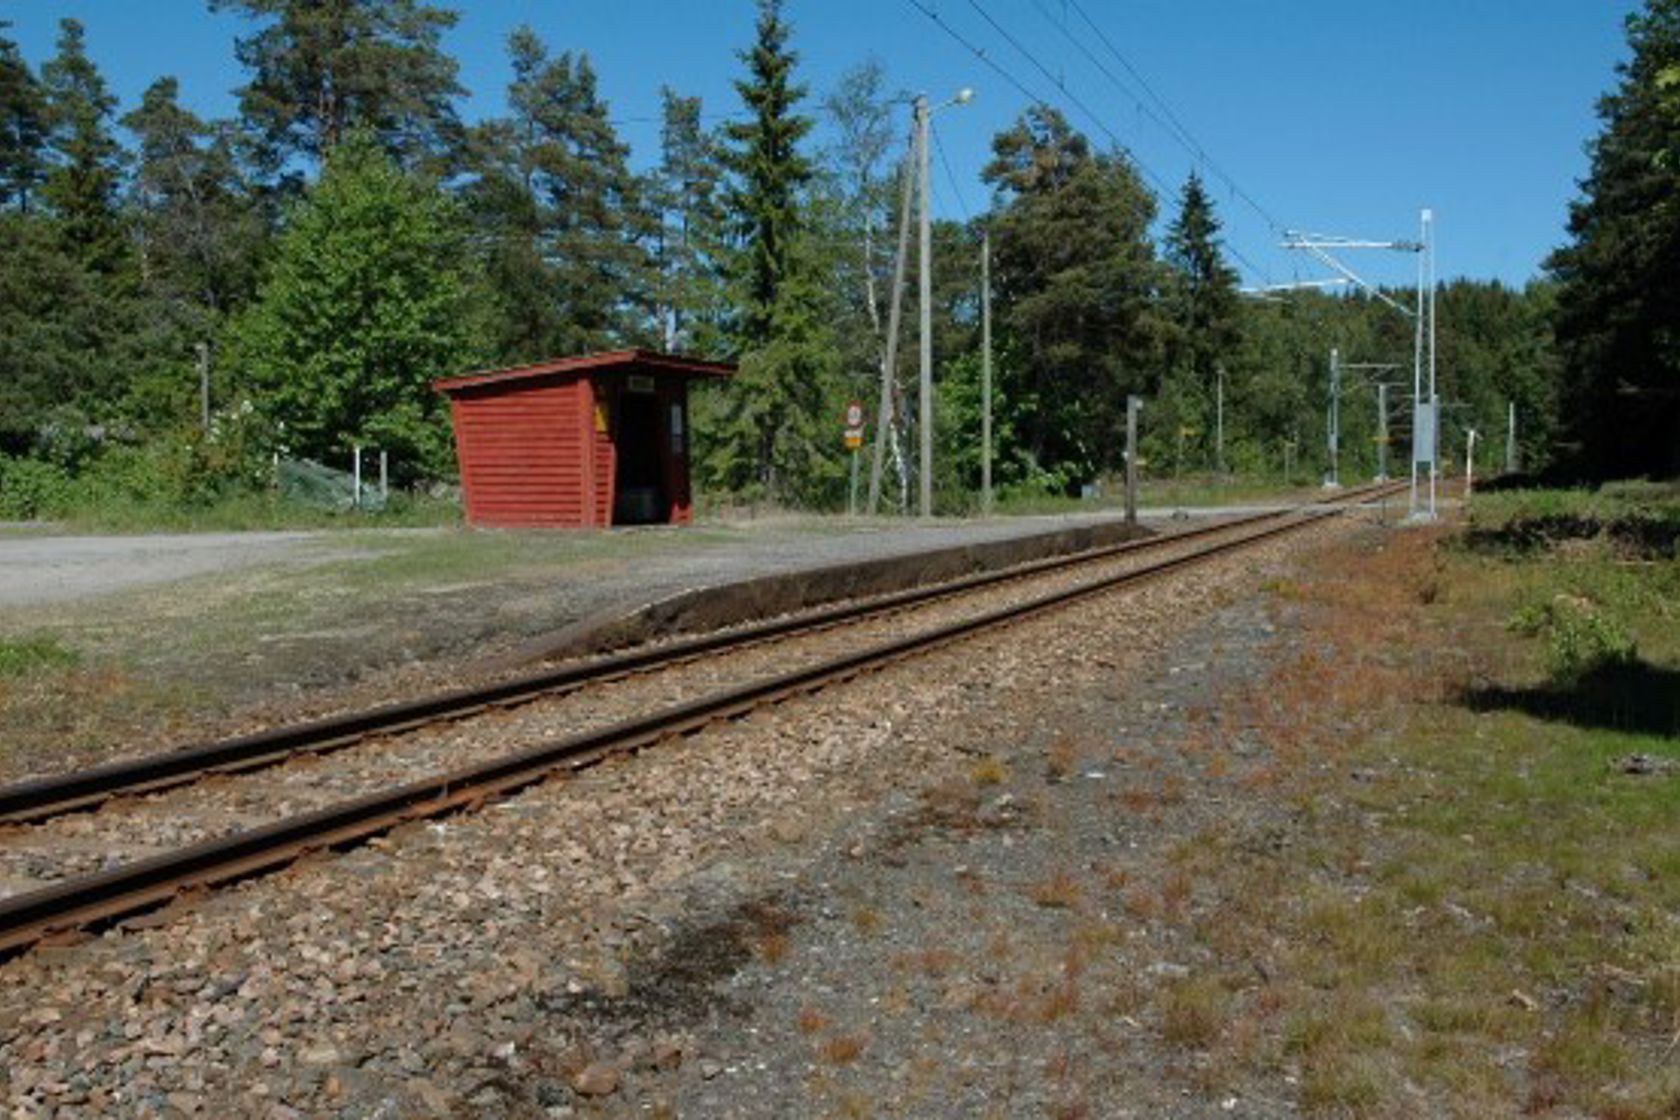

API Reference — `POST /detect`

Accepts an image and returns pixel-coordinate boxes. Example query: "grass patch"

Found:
[0,635,78,677]
[1176,491,1680,1113]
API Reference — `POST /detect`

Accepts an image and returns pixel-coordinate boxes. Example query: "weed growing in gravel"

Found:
[1030,871,1084,910]
[969,755,1009,786]
[1158,975,1227,1048]
[818,1033,868,1064]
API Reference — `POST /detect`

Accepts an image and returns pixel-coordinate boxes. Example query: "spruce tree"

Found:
[0,23,47,212]
[40,18,126,273]
[1547,0,1680,477]
[1161,172,1241,469]
[712,0,839,501]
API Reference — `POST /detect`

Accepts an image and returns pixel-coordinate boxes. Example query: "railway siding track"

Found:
[0,485,1402,956]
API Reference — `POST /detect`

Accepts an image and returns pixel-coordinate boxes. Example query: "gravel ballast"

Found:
[1,512,1383,1117]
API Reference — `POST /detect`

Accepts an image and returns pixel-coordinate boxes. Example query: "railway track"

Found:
[0,483,1402,956]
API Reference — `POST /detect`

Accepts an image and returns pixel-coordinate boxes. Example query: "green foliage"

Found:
[1509,593,1639,684]
[39,18,126,273]
[983,106,1166,488]
[463,26,657,362]
[232,134,482,479]
[1547,0,1680,478]
[0,455,72,519]
[211,0,464,173]
[0,23,48,211]
[653,86,728,355]
[120,77,264,319]
[708,0,843,503]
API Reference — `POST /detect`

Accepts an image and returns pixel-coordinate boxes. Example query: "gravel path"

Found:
[0,532,339,607]
[0,510,1382,1117]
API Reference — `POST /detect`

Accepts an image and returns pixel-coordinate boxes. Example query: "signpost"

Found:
[845,400,865,515]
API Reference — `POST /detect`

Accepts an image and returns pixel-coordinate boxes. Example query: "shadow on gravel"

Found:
[1461,660,1680,739]
[538,897,798,1031]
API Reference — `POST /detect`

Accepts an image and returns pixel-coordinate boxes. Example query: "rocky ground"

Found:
[0,511,1391,1117]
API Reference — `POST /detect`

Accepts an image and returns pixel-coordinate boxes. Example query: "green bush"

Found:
[1507,594,1638,684]
[0,456,74,519]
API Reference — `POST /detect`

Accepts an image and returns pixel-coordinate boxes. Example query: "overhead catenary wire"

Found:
[930,123,972,222]
[906,0,1273,284]
[965,0,1275,283]
[1059,0,1289,237]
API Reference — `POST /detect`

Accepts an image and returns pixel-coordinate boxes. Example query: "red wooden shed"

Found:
[434,349,734,528]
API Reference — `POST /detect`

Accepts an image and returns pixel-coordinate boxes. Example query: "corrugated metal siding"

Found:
[451,379,591,527]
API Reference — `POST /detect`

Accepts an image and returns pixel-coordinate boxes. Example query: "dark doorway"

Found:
[613,390,667,524]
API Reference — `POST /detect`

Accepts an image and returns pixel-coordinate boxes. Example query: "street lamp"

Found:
[914,87,974,518]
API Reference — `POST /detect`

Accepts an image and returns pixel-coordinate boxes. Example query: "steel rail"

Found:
[0,484,1394,826]
[0,484,1404,955]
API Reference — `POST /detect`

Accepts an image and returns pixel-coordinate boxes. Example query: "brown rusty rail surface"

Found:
[0,484,1405,956]
[0,485,1394,827]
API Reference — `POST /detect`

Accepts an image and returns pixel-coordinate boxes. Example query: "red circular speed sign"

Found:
[845,401,865,429]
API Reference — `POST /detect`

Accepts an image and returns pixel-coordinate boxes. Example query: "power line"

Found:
[930,122,971,222]
[911,0,1272,284]
[964,0,1274,283]
[1059,0,1288,235]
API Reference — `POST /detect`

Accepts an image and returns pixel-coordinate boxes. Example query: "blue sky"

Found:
[9,1,1640,289]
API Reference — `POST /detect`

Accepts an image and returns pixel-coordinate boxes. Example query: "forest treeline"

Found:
[0,0,1673,520]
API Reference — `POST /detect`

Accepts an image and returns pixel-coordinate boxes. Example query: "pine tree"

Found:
[40,18,126,273]
[710,0,839,501]
[122,78,263,317]
[983,106,1165,487]
[0,23,48,212]
[212,0,465,175]
[464,26,655,362]
[233,134,481,476]
[1547,0,1680,477]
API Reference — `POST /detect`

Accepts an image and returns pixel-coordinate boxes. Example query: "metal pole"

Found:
[196,342,211,433]
[379,450,388,502]
[916,94,934,518]
[1215,364,1225,476]
[1377,383,1389,481]
[352,446,361,511]
[1410,210,1425,518]
[868,149,916,515]
[1124,396,1140,525]
[981,226,993,515]
[1426,209,1437,519]
[1465,429,1477,497]
[1326,347,1340,488]
[1506,399,1517,474]
[849,449,860,516]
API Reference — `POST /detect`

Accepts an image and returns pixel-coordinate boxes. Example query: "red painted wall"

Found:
[450,376,594,527]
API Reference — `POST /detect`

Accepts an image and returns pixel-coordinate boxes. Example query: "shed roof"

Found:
[434,348,735,395]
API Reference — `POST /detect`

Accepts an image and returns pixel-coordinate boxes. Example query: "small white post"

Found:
[352,445,362,510]
[1465,429,1477,497]
[379,450,389,502]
